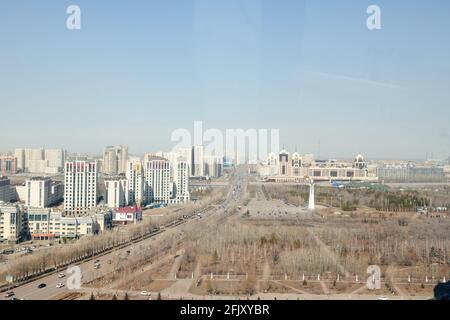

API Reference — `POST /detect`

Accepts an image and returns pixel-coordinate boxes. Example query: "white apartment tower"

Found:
[64,161,98,216]
[175,160,190,203]
[103,145,128,175]
[126,160,144,206]
[144,156,171,204]
[103,148,117,175]
[104,176,128,209]
[192,145,204,177]
[178,148,192,177]
[14,148,65,173]
[25,177,51,208]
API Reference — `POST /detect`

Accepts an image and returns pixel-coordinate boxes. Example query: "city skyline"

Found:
[1,144,448,162]
[1,1,450,158]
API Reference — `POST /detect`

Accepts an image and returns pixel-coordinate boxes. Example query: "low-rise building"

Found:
[377,164,445,182]
[112,206,142,225]
[26,208,113,240]
[27,208,52,240]
[261,152,377,183]
[48,212,98,239]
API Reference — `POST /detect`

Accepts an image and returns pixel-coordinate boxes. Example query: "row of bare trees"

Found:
[260,184,450,212]
[5,210,186,282]
[4,181,233,285]
[179,212,450,281]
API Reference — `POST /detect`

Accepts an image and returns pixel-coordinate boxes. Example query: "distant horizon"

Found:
[1,146,448,163]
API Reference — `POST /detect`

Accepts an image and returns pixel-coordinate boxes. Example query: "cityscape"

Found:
[1,0,450,313]
[1,145,449,301]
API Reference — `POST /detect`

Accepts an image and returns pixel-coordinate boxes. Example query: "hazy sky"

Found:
[1,0,449,159]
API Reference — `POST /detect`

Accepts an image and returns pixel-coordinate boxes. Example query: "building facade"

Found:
[259,151,377,183]
[64,161,98,216]
[175,160,190,203]
[144,156,171,204]
[0,155,17,176]
[24,177,63,208]
[126,159,144,206]
[112,206,142,225]
[14,148,65,174]
[191,145,204,177]
[27,208,52,240]
[103,145,128,175]
[0,204,26,243]
[0,177,16,203]
[104,176,128,209]
[377,164,445,182]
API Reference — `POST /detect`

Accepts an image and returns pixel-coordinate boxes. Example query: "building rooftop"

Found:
[115,206,141,213]
[28,176,51,181]
[145,156,168,162]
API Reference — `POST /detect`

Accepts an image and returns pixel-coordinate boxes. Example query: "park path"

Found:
[272,280,309,295]
[168,249,185,279]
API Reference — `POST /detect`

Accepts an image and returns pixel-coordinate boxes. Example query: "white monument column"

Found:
[308,180,315,210]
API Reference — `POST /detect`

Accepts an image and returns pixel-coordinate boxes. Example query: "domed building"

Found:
[354,154,367,170]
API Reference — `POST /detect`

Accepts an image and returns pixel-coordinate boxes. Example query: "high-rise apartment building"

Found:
[103,145,128,175]
[0,155,17,176]
[104,176,128,209]
[178,148,192,176]
[14,148,65,173]
[14,148,25,172]
[44,149,66,172]
[192,145,204,177]
[144,156,171,204]
[203,155,223,178]
[175,160,190,203]
[0,177,16,203]
[126,159,144,206]
[64,161,98,216]
[24,177,63,208]
[103,148,118,175]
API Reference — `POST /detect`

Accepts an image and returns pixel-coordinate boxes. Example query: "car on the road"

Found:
[94,259,100,264]
[37,283,46,289]
[377,296,389,300]
[94,264,101,269]
[10,297,19,300]
[140,291,151,296]
[4,291,14,298]
[56,283,65,288]
[58,273,66,278]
